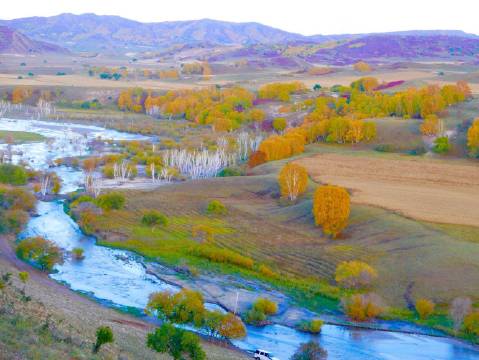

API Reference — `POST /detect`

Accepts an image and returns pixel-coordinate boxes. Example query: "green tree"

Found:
[147,323,205,360]
[0,164,27,185]
[96,192,125,211]
[16,237,63,271]
[93,326,114,353]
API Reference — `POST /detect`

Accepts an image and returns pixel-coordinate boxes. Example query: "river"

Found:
[1,118,478,360]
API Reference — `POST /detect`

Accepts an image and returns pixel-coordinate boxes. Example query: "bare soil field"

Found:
[0,73,206,90]
[296,152,479,226]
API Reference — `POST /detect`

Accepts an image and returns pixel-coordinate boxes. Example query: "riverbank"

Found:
[0,234,249,359]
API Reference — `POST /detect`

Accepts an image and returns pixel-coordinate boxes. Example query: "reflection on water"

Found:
[4,117,479,360]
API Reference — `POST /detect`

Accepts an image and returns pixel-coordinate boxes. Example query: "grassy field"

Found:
[79,143,479,313]
[0,130,46,143]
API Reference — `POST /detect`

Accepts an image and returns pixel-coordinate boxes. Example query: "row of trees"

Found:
[258,81,307,102]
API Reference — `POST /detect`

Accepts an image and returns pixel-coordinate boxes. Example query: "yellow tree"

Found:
[278,163,308,201]
[467,118,479,157]
[353,61,372,72]
[420,114,441,136]
[313,185,350,238]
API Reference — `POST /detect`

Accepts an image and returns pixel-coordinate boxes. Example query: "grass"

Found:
[0,130,45,144]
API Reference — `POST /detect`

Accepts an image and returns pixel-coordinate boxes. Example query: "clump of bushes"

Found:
[190,245,254,269]
[16,236,63,271]
[292,341,328,360]
[218,167,242,177]
[335,260,377,289]
[245,297,278,326]
[341,293,384,322]
[248,150,267,168]
[0,164,27,185]
[298,319,323,334]
[206,200,227,216]
[96,192,125,211]
[141,210,168,227]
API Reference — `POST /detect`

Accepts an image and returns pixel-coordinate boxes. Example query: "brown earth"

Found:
[295,153,479,226]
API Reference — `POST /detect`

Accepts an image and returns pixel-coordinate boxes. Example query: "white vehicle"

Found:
[254,349,280,360]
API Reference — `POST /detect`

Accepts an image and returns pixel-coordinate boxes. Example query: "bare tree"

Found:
[450,297,472,332]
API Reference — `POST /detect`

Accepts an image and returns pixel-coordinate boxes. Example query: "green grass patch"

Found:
[0,130,45,144]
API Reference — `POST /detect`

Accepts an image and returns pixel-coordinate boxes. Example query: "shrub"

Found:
[258,264,277,278]
[278,163,308,201]
[245,307,267,325]
[415,298,435,320]
[206,200,227,216]
[191,245,254,269]
[374,144,397,153]
[273,117,287,132]
[298,319,323,334]
[432,136,450,154]
[248,150,267,168]
[16,236,63,271]
[342,293,384,321]
[335,260,377,289]
[218,167,242,177]
[72,247,85,260]
[147,323,205,360]
[141,210,168,227]
[96,192,125,211]
[93,326,114,353]
[254,297,278,316]
[313,185,350,238]
[292,341,328,360]
[463,311,479,337]
[0,164,27,185]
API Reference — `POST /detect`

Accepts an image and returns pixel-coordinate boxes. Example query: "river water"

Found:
[2,118,478,360]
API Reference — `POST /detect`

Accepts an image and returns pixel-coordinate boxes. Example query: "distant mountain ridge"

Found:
[1,13,476,54]
[0,25,68,54]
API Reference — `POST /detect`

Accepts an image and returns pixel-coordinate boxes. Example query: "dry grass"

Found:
[295,152,479,226]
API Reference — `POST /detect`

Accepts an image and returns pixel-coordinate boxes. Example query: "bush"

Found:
[72,247,85,260]
[298,319,323,334]
[245,307,267,325]
[218,167,242,177]
[374,144,397,153]
[335,260,377,289]
[463,311,479,337]
[273,117,287,132]
[2,209,29,234]
[342,293,384,321]
[206,200,227,216]
[93,326,114,353]
[191,245,254,269]
[253,298,278,316]
[0,164,27,185]
[415,298,435,320]
[16,236,63,271]
[147,323,205,360]
[292,341,328,360]
[141,210,168,227]
[96,192,125,211]
[432,136,450,154]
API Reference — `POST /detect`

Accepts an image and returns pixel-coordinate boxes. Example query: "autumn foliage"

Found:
[342,293,384,321]
[415,298,435,319]
[353,61,372,72]
[248,150,267,168]
[258,81,307,102]
[420,114,442,136]
[467,118,479,157]
[278,163,308,201]
[335,260,378,289]
[313,185,350,238]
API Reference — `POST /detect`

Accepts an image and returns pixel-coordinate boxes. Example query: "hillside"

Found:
[0,13,306,52]
[0,26,68,54]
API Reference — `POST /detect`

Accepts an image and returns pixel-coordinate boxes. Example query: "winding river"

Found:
[2,118,479,360]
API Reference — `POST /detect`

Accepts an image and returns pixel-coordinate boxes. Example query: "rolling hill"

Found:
[0,26,68,54]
